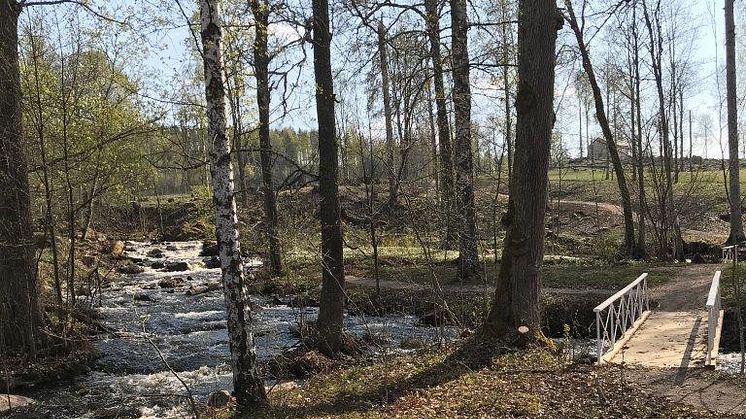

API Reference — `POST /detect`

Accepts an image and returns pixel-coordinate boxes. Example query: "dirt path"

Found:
[650,263,723,311]
[630,367,746,416]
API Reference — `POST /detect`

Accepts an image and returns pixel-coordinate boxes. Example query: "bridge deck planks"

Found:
[607,311,709,368]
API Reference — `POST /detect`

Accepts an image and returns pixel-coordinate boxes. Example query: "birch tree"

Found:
[199,0,266,407]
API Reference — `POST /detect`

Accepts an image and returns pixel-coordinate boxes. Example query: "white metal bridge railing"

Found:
[722,245,738,263]
[594,273,650,364]
[705,270,722,367]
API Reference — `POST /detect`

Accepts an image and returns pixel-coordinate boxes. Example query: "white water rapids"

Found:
[17,241,456,418]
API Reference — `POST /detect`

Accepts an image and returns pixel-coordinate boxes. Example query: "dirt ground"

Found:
[651,263,724,311]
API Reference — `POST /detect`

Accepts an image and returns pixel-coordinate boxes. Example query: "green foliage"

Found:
[20,18,155,230]
[589,230,622,261]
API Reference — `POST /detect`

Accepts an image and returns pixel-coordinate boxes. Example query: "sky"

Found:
[21,0,746,160]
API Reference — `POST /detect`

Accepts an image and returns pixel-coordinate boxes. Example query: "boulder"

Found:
[151,261,165,269]
[147,249,164,258]
[400,337,427,350]
[0,395,35,413]
[141,281,159,290]
[158,277,184,288]
[165,261,191,272]
[203,256,221,269]
[289,295,320,308]
[133,292,155,302]
[200,241,219,257]
[419,308,454,326]
[186,282,222,296]
[206,390,232,408]
[118,263,145,275]
[107,240,125,257]
[166,245,178,251]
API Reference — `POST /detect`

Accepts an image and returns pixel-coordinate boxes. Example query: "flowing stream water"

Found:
[17,241,456,418]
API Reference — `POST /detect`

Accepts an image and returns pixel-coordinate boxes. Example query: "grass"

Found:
[250,343,704,418]
[252,252,676,335]
[342,252,672,290]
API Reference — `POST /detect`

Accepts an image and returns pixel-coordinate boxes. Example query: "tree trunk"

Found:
[28,26,63,306]
[501,2,513,183]
[0,0,45,357]
[689,109,693,173]
[252,0,282,274]
[451,0,480,280]
[425,0,456,246]
[427,77,439,192]
[679,90,684,175]
[642,0,684,260]
[377,21,397,207]
[564,0,637,258]
[726,0,745,244]
[313,0,346,355]
[80,154,100,242]
[631,5,647,258]
[198,0,266,407]
[484,0,561,340]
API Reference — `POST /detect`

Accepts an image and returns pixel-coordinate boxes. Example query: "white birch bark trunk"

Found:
[199,0,266,408]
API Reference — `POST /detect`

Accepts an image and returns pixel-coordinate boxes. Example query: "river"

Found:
[15,241,456,418]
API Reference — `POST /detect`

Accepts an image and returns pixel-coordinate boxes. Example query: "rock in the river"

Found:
[118,263,145,275]
[186,282,222,296]
[0,394,35,412]
[400,337,427,350]
[289,295,320,308]
[133,292,155,302]
[107,240,125,257]
[207,390,232,407]
[165,261,191,272]
[200,241,219,257]
[203,256,221,269]
[141,281,159,290]
[158,276,184,288]
[166,245,178,251]
[92,407,141,417]
[147,248,164,258]
[151,261,165,269]
[419,307,454,326]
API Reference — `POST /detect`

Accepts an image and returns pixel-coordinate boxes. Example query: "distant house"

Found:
[587,137,632,162]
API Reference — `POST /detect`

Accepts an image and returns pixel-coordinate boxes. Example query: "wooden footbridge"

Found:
[595,257,728,369]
